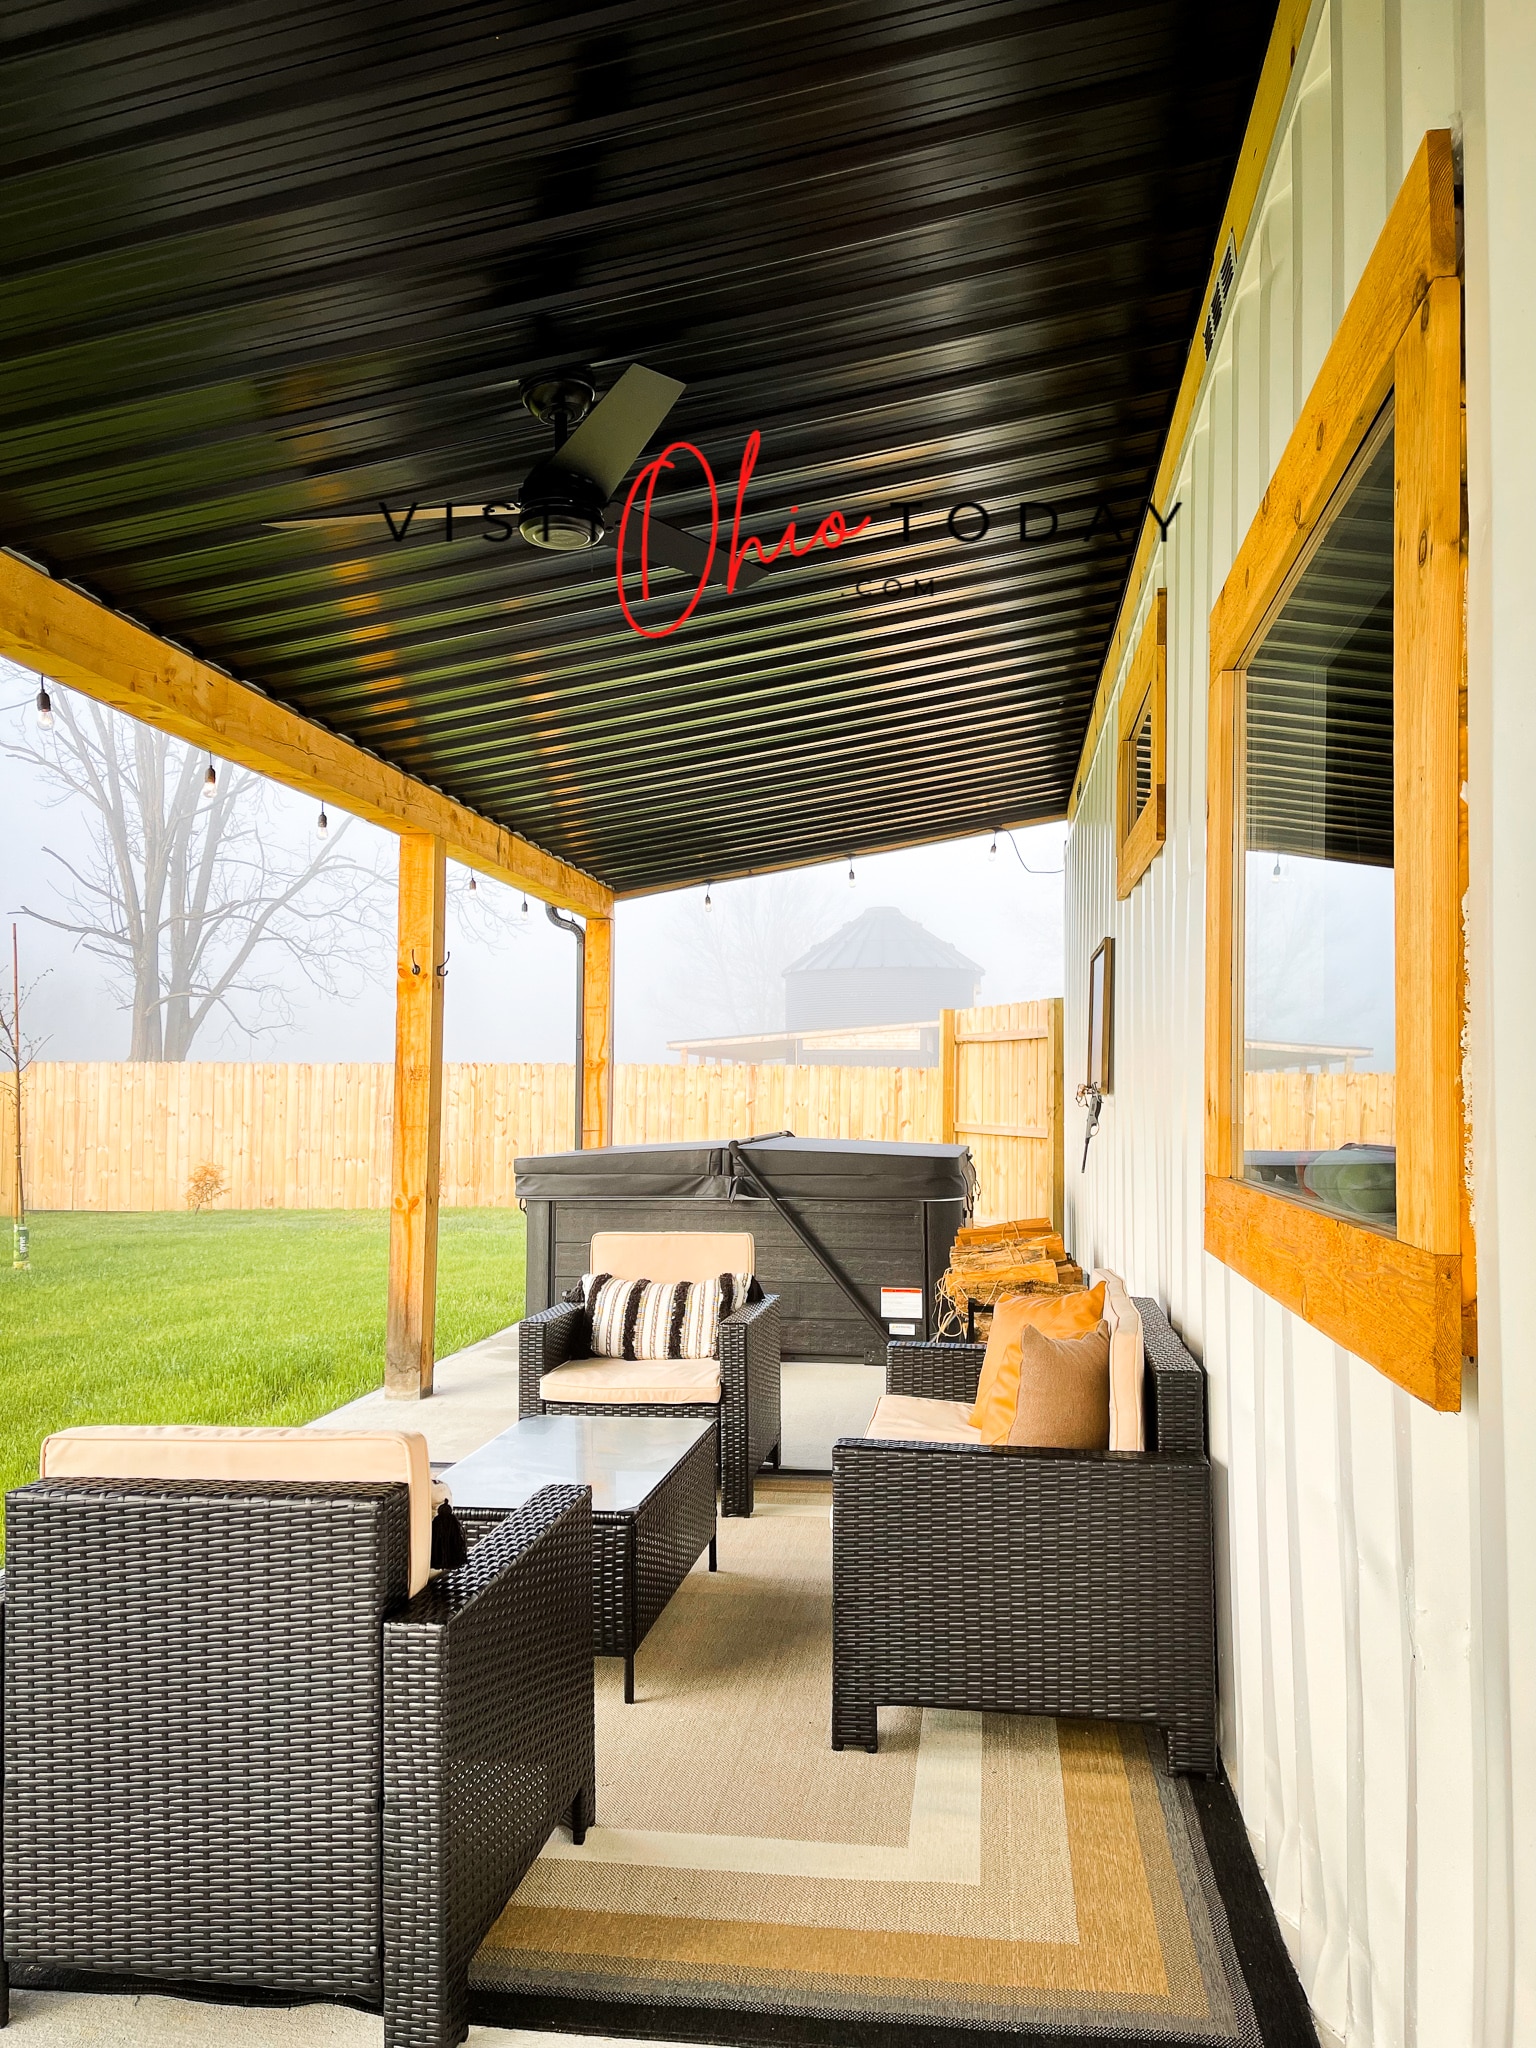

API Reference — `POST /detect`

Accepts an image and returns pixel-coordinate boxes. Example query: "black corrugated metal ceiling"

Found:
[1,0,1275,896]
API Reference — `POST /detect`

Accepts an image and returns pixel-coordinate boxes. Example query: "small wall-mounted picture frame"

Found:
[1086,937,1115,1095]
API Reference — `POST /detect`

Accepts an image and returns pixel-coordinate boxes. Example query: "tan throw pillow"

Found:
[970,1283,1106,1441]
[1006,1321,1111,1451]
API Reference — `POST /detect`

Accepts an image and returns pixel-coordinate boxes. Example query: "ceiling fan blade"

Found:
[611,512,772,592]
[265,513,386,532]
[548,364,686,500]
[264,505,458,539]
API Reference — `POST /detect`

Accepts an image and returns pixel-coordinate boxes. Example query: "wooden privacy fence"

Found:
[2,1047,1392,1225]
[940,1001,1065,1232]
[1243,1069,1395,1150]
[2,1059,943,1215]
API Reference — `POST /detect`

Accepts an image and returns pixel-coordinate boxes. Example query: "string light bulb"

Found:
[520,893,529,918]
[35,678,53,731]
[847,856,856,889]
[202,758,217,800]
[703,883,713,912]
[989,828,999,861]
[468,871,477,892]
[316,805,329,837]
[1272,854,1282,880]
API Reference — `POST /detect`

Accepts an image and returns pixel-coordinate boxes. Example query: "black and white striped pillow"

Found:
[678,1272,756,1359]
[577,1270,754,1360]
[579,1272,690,1360]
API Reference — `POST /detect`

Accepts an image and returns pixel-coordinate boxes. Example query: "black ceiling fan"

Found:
[267,364,768,590]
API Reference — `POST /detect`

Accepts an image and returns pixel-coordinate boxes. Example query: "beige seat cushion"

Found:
[39,1425,437,1595]
[589,1231,755,1282]
[1006,1323,1111,1450]
[1090,1269,1145,1451]
[540,1356,722,1407]
[865,1393,982,1445]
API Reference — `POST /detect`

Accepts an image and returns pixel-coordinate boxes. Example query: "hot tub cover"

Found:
[513,1135,976,1207]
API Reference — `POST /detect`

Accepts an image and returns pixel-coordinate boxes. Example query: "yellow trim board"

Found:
[0,548,612,917]
[1069,0,1320,817]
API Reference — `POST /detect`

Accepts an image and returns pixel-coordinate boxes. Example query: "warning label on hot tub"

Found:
[879,1287,924,1320]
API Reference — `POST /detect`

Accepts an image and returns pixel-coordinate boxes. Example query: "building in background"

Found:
[670,907,982,1065]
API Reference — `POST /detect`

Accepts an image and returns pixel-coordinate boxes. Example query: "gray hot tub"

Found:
[515,1134,976,1365]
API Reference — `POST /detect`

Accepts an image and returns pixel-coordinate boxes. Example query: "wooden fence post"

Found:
[386,834,446,1399]
[582,913,614,1149]
[1048,997,1065,1235]
[939,1008,958,1144]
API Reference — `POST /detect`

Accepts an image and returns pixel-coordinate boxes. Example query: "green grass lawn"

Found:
[0,1208,525,1534]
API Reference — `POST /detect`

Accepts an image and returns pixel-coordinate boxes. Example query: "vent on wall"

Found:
[1202,233,1238,358]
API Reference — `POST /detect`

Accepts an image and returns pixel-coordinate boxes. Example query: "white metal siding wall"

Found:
[1059,4,1527,2043]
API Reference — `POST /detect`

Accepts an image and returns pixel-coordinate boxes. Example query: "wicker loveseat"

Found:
[0,1469,595,2047]
[831,1297,1216,1773]
[516,1231,781,1517]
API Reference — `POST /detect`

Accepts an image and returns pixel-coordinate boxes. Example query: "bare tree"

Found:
[4,676,393,1059]
[2,922,49,1260]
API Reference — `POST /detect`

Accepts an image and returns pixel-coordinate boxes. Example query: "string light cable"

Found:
[996,826,1062,876]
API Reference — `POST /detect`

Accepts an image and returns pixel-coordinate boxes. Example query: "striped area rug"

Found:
[471,1479,1312,2047]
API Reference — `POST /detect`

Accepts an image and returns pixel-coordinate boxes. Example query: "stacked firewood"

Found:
[935,1218,1086,1339]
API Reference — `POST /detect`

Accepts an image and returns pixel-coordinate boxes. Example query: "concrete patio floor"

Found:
[311,1325,883,1472]
[11,1334,880,2043]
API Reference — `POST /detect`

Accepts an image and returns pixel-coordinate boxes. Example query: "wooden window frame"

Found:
[1116,590,1168,898]
[1204,130,1469,1412]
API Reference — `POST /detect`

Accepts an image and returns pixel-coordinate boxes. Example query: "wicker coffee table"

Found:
[445,1414,717,1702]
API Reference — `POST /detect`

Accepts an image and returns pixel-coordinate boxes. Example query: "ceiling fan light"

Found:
[519,503,602,552]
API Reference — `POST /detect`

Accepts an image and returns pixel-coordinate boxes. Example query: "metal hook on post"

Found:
[435,952,451,979]
[409,949,422,976]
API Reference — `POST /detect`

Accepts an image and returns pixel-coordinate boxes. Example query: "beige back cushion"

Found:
[589,1231,755,1282]
[1090,1270,1145,1451]
[39,1425,437,1595]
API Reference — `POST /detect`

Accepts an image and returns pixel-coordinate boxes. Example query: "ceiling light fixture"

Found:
[317,805,329,837]
[703,883,713,912]
[847,856,857,888]
[202,759,217,799]
[35,678,53,731]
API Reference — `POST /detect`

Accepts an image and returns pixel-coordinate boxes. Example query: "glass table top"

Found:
[441,1413,716,1517]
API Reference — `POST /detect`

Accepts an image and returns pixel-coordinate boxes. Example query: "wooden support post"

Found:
[1047,997,1065,1236]
[939,1008,958,1145]
[386,834,446,1398]
[582,914,614,1150]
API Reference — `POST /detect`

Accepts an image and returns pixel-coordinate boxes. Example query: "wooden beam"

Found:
[1205,1176,1462,1411]
[939,1008,958,1144]
[386,834,446,1399]
[1393,272,1464,1258]
[581,913,613,1150]
[0,549,612,918]
[1068,0,1320,816]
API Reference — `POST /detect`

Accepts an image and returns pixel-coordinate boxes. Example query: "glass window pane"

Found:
[1241,409,1396,1232]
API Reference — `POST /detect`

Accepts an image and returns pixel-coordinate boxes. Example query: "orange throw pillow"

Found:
[969,1284,1106,1443]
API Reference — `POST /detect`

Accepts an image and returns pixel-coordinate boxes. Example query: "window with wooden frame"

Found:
[1204,130,1469,1412]
[1117,591,1167,897]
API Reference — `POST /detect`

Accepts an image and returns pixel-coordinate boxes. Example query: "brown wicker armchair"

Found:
[0,1476,595,2047]
[831,1298,1217,1773]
